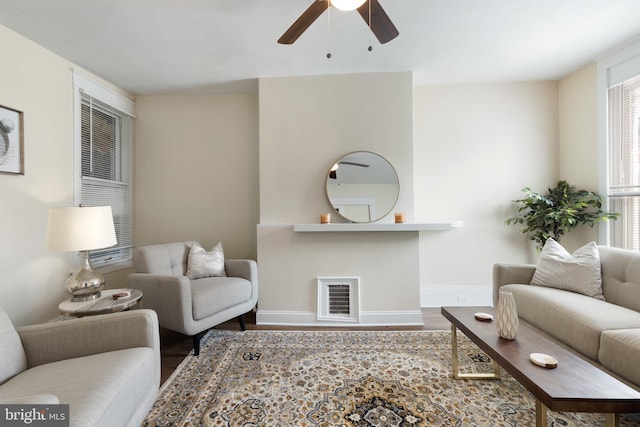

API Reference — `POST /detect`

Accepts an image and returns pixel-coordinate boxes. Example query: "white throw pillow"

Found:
[186,242,226,279]
[531,239,604,300]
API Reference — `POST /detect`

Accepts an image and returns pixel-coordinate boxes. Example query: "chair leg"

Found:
[192,332,203,356]
[238,314,246,331]
[193,316,245,355]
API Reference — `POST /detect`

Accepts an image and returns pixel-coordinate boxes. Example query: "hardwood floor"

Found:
[159,307,449,384]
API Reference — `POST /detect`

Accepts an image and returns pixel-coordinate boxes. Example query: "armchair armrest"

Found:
[225,259,257,283]
[127,273,193,333]
[17,309,159,369]
[225,259,258,303]
[492,263,536,306]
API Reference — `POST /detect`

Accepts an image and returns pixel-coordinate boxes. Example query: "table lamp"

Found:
[46,206,117,301]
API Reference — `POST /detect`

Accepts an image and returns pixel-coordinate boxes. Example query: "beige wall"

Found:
[413,82,560,305]
[0,25,132,325]
[557,62,600,249]
[257,72,422,325]
[258,72,415,224]
[559,63,599,189]
[0,21,616,326]
[133,94,259,260]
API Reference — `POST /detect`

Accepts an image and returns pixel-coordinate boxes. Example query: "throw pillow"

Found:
[186,242,227,279]
[531,239,604,300]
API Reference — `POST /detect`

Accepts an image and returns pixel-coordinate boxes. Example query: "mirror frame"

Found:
[325,151,400,223]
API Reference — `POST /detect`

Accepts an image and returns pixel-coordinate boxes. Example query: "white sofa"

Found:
[494,245,640,388]
[0,306,160,427]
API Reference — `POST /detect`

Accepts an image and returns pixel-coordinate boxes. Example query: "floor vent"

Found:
[317,277,360,322]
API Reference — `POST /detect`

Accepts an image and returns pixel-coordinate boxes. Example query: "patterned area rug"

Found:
[144,330,640,426]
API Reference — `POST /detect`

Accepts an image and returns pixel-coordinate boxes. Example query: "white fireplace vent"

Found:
[317,277,360,322]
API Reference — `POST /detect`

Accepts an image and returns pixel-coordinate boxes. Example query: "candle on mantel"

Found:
[320,213,331,224]
[395,212,405,224]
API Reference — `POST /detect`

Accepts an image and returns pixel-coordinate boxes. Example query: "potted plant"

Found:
[505,180,619,251]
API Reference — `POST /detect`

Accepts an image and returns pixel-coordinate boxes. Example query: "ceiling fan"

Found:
[329,160,369,179]
[278,0,399,46]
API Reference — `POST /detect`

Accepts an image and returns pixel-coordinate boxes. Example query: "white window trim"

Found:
[72,70,135,116]
[597,37,640,245]
[72,69,135,272]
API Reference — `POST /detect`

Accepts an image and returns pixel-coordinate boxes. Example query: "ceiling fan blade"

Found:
[357,0,399,44]
[278,0,329,45]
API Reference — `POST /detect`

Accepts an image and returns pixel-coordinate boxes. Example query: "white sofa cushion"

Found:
[190,277,252,321]
[0,308,26,385]
[0,394,60,404]
[599,329,640,387]
[531,239,604,300]
[502,283,640,360]
[0,347,156,427]
[599,245,640,312]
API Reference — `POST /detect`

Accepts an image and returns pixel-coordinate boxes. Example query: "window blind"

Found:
[80,94,133,265]
[608,73,640,250]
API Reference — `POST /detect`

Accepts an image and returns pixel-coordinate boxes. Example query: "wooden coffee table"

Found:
[441,306,640,427]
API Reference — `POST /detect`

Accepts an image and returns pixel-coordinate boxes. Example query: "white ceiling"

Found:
[1,0,640,95]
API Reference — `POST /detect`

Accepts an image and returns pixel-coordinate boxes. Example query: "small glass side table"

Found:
[59,288,143,318]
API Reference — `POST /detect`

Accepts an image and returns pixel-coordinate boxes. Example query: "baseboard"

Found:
[256,310,424,327]
[256,288,491,325]
[360,311,424,326]
[420,285,493,308]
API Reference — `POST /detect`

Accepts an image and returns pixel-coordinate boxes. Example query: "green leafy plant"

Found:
[505,180,619,251]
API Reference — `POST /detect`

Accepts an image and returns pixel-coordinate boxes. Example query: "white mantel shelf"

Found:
[293,221,463,232]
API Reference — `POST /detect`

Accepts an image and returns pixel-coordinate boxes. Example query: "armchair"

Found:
[127,241,258,355]
[0,306,160,427]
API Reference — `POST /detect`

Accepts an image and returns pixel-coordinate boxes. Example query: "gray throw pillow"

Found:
[186,242,226,279]
[531,239,604,300]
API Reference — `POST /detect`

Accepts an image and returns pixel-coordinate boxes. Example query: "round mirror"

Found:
[326,151,400,223]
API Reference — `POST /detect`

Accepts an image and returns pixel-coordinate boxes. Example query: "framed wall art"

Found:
[0,104,24,175]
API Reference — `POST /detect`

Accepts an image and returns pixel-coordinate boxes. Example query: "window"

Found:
[608,74,640,250]
[73,71,135,268]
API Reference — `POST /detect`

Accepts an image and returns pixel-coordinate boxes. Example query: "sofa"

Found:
[128,241,258,355]
[493,243,640,389]
[0,306,160,427]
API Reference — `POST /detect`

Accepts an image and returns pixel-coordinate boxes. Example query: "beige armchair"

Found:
[127,241,258,355]
[0,306,160,427]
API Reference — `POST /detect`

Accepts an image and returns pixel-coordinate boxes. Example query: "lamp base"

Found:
[66,250,105,302]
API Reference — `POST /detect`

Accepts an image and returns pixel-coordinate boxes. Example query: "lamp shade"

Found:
[331,0,367,11]
[46,206,117,252]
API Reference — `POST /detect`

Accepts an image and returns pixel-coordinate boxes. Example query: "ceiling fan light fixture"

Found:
[278,0,398,46]
[330,0,367,12]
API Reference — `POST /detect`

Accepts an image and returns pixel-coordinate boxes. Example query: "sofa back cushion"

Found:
[599,245,640,312]
[133,241,199,276]
[0,306,27,385]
